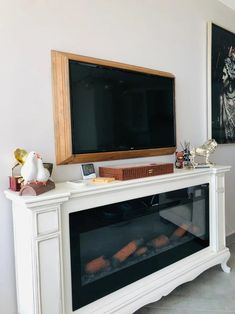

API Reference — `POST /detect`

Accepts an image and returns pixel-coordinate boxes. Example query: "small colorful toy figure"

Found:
[175,151,184,169]
[181,141,193,168]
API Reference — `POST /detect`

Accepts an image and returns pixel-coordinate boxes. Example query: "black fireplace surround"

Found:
[69,184,209,310]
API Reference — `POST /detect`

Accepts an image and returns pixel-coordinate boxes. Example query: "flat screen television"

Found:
[52,51,176,164]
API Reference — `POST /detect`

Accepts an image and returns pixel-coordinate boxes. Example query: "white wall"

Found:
[1,0,235,313]
[219,0,235,11]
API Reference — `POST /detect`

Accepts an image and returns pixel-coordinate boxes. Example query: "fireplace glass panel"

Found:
[69,184,209,310]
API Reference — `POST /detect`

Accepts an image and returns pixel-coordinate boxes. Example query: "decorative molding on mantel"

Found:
[4,165,231,208]
[4,165,231,314]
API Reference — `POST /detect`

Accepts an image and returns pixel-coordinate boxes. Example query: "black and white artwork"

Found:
[210,23,235,144]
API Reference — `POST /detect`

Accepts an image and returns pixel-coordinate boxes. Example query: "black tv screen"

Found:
[69,60,175,154]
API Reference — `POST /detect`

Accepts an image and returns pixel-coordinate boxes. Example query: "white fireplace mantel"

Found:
[5,166,231,314]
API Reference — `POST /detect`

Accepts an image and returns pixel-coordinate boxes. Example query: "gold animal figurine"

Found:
[190,139,217,168]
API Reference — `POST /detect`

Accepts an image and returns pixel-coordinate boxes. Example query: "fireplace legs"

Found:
[221,255,231,273]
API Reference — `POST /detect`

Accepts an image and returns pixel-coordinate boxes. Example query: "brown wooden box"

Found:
[99,163,174,180]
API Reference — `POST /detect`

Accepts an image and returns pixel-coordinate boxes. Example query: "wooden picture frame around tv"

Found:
[51,50,176,165]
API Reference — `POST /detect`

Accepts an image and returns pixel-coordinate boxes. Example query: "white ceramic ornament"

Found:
[36,155,50,184]
[20,151,38,184]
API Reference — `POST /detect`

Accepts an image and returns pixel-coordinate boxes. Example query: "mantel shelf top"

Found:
[4,165,231,206]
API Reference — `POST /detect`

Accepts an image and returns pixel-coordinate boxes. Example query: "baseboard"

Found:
[226,233,235,246]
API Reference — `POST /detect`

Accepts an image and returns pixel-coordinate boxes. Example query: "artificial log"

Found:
[19,180,55,196]
[112,239,143,266]
[134,246,148,257]
[170,223,190,241]
[148,235,169,249]
[190,225,200,235]
[85,256,110,274]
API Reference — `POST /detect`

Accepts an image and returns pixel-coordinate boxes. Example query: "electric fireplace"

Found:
[69,184,209,310]
[5,166,231,314]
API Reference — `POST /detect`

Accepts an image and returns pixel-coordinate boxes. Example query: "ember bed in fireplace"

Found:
[70,184,209,310]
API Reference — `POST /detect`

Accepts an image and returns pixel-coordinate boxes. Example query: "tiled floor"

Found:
[135,243,235,314]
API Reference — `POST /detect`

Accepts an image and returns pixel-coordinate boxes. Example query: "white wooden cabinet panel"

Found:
[36,209,59,236]
[36,237,62,314]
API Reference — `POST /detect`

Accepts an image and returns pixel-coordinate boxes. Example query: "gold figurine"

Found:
[10,148,28,191]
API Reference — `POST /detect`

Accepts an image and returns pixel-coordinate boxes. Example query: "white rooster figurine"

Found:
[20,151,38,184]
[36,154,50,184]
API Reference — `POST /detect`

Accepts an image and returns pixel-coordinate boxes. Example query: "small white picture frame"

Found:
[80,163,96,180]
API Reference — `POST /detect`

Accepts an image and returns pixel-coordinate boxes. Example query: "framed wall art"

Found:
[208,22,235,144]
